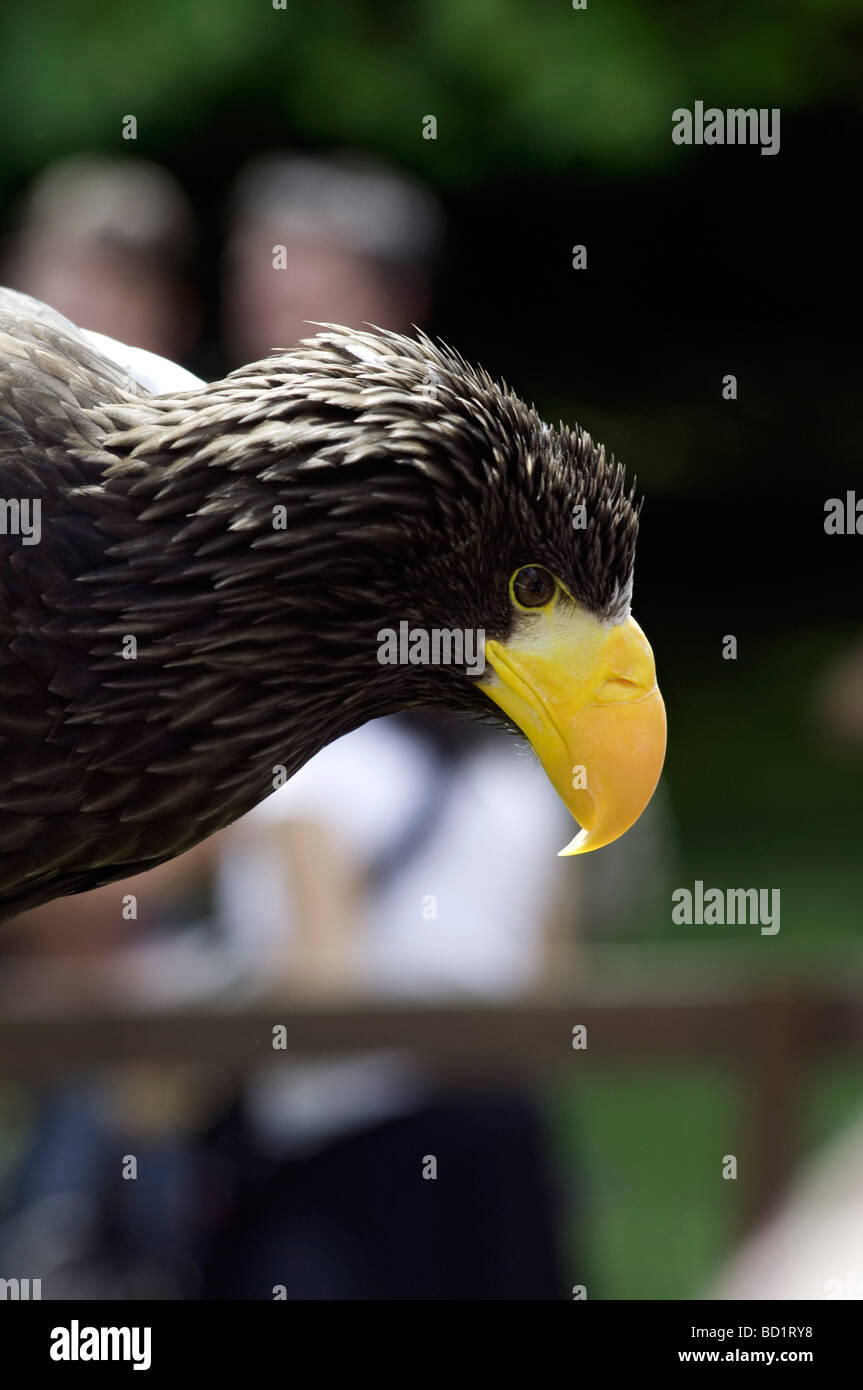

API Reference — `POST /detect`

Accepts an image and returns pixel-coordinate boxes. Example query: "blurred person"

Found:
[0,154,199,363]
[0,153,205,966]
[0,159,207,1297]
[222,152,443,363]
[0,154,205,970]
[193,154,571,1297]
[199,712,574,1299]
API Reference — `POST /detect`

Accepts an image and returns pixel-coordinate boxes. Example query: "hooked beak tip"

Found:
[557,828,590,857]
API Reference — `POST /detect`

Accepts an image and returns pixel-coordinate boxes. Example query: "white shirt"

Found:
[219,717,570,1152]
[219,716,569,997]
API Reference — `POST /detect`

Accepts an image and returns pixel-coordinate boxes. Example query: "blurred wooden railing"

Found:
[1,944,862,1230]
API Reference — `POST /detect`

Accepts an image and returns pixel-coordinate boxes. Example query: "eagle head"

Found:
[210,325,667,855]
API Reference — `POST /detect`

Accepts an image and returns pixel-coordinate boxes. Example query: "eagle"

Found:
[0,288,666,924]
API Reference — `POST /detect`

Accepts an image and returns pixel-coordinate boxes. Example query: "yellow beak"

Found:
[478,608,666,855]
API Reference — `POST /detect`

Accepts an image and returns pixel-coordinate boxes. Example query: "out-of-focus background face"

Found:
[0,0,861,1301]
[222,154,439,361]
[0,156,199,359]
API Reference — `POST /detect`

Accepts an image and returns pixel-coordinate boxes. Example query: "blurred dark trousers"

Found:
[202,1086,569,1300]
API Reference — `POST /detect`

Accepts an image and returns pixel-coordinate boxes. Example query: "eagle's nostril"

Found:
[596,675,644,702]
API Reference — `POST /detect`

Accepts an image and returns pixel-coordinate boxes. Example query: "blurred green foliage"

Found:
[1,0,861,190]
[550,1059,863,1298]
[550,1066,741,1298]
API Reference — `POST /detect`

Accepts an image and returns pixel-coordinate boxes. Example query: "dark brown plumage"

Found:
[0,288,640,922]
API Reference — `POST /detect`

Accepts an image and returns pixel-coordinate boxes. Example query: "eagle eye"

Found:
[511,565,557,610]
